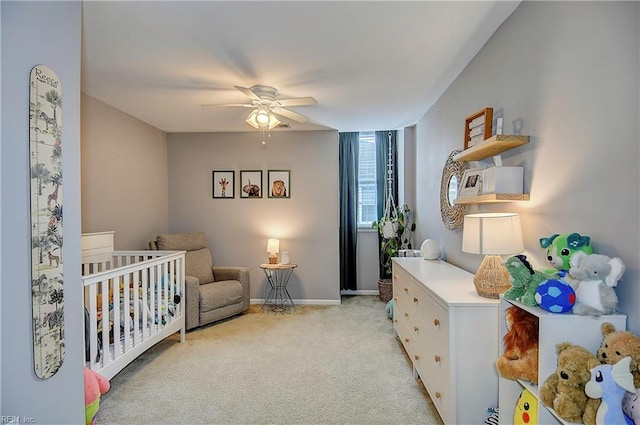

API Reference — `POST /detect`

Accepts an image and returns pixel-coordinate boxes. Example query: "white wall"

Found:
[1,1,84,423]
[81,94,169,248]
[167,131,341,303]
[415,1,640,332]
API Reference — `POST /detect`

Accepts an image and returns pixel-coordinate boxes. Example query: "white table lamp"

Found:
[462,213,524,298]
[266,239,280,264]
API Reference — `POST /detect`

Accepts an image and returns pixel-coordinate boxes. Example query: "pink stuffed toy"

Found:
[84,367,110,425]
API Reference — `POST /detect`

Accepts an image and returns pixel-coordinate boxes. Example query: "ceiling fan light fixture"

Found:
[267,113,281,130]
[256,111,270,126]
[245,110,260,129]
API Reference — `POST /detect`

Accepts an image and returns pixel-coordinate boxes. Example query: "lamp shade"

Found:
[266,239,280,254]
[462,213,524,255]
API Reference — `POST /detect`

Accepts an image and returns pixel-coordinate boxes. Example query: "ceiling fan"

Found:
[201,85,317,129]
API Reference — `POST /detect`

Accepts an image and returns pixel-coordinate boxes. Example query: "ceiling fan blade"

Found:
[234,85,261,101]
[201,103,254,109]
[272,107,309,123]
[277,97,317,107]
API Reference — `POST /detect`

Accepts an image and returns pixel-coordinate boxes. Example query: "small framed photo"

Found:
[212,170,235,199]
[458,168,484,198]
[268,170,290,198]
[239,170,263,198]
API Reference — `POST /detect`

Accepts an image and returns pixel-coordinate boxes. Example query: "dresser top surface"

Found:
[393,258,499,306]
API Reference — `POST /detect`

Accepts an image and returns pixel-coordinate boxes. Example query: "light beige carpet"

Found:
[97,295,444,425]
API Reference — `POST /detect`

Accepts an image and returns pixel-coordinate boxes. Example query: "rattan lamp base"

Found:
[473,255,512,299]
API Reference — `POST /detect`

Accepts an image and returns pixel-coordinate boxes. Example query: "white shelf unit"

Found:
[498,297,627,425]
[392,258,499,425]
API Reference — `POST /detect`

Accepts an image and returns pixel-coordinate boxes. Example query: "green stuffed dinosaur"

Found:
[503,255,554,306]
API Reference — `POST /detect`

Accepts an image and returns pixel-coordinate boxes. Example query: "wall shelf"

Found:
[453,135,529,162]
[454,193,530,205]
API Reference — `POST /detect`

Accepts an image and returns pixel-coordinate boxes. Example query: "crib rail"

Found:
[82,250,186,380]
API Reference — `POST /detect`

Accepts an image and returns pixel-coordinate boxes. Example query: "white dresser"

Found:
[392,258,499,425]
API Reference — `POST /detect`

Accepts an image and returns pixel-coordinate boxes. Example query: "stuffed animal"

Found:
[597,323,640,387]
[596,322,640,425]
[503,255,553,307]
[534,279,576,313]
[585,356,635,425]
[539,232,593,287]
[623,391,640,425]
[84,367,110,425]
[496,305,539,384]
[514,388,538,425]
[569,252,625,316]
[539,342,600,425]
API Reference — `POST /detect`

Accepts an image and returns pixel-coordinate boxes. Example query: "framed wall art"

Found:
[458,168,484,199]
[212,170,235,199]
[240,170,263,198]
[464,107,493,149]
[268,170,290,198]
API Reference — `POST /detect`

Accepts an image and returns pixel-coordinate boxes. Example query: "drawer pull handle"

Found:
[433,318,440,327]
[413,297,418,303]
[404,338,410,343]
[414,326,419,332]
[414,355,420,361]
[435,392,442,399]
[434,355,441,363]
[403,287,409,293]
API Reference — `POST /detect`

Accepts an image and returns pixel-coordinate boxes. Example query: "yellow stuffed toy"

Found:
[84,367,110,425]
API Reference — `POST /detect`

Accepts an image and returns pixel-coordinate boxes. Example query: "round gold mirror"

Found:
[440,150,466,230]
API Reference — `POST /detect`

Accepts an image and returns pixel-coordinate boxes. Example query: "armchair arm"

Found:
[184,275,200,330]
[212,266,250,312]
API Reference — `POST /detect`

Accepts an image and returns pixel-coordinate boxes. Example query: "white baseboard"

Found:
[250,298,341,306]
[340,289,379,296]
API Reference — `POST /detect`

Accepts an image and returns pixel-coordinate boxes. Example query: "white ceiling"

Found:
[81,1,520,133]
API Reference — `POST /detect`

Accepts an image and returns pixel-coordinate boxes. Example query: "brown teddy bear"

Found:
[496,305,539,384]
[596,322,640,424]
[539,342,600,425]
[597,322,640,388]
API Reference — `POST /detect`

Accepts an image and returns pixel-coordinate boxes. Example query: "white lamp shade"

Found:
[462,213,524,255]
[266,239,280,254]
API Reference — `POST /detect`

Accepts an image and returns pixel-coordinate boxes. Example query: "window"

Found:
[357,132,377,227]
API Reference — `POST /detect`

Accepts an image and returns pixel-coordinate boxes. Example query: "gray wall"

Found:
[1,1,84,423]
[415,1,640,332]
[167,131,341,303]
[81,94,169,248]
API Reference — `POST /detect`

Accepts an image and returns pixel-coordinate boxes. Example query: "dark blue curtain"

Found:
[339,132,359,291]
[375,130,398,279]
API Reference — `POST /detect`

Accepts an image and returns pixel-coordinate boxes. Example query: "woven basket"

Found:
[378,279,393,302]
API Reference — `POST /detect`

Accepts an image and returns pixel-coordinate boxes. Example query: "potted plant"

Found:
[373,203,416,302]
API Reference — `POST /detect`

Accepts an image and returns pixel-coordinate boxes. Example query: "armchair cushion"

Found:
[156,232,215,285]
[199,281,243,312]
[185,248,215,285]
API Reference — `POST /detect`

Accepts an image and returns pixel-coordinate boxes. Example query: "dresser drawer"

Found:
[394,313,415,358]
[393,267,413,305]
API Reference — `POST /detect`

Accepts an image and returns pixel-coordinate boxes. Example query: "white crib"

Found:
[82,231,186,380]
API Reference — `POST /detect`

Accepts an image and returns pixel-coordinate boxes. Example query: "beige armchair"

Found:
[150,232,250,330]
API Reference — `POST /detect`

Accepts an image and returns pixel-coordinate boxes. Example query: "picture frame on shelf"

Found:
[464,107,493,149]
[212,170,235,199]
[239,170,263,198]
[267,170,291,198]
[458,168,484,199]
